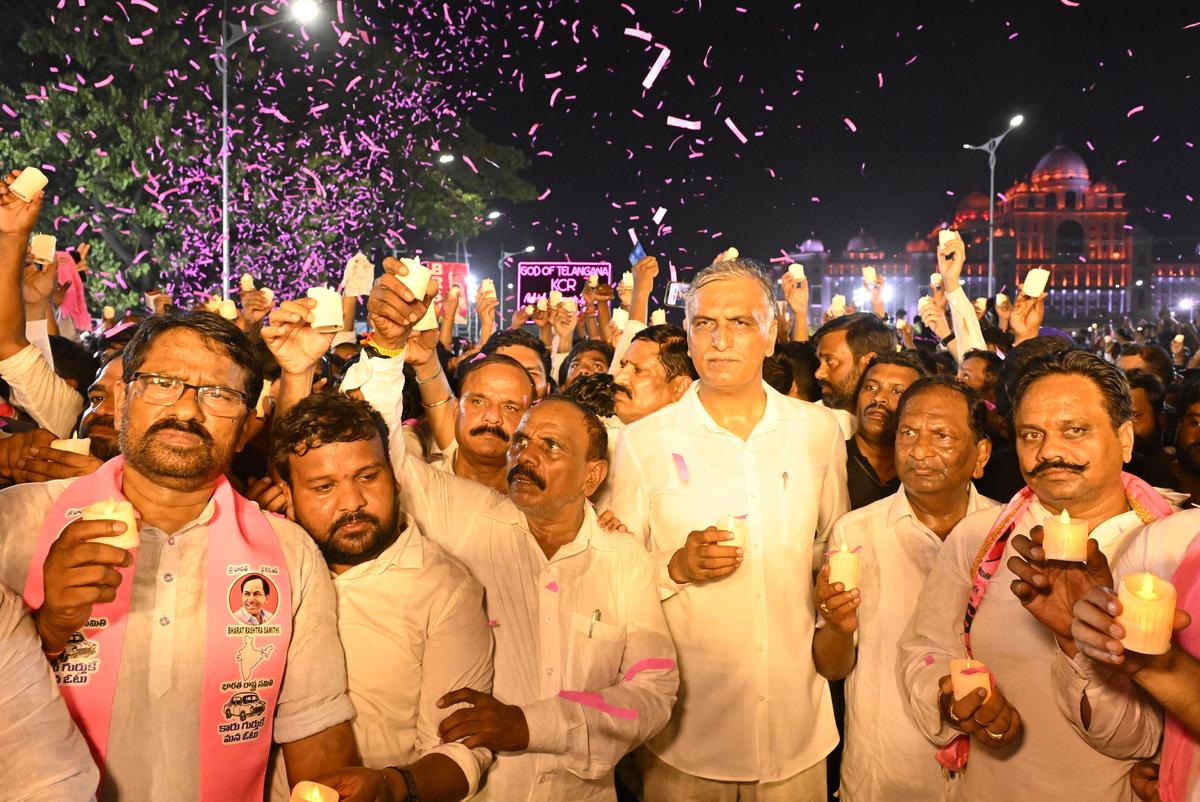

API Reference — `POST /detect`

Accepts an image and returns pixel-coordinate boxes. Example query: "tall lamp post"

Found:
[217,0,320,298]
[497,245,534,327]
[964,114,1024,297]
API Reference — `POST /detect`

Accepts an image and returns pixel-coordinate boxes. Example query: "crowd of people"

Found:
[2,164,1200,802]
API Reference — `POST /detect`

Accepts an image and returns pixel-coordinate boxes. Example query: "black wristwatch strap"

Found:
[940,332,956,346]
[388,766,420,802]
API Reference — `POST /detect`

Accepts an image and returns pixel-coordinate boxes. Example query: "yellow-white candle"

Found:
[938,229,960,248]
[611,308,629,329]
[829,294,846,315]
[788,263,805,280]
[81,497,139,550]
[715,514,748,550]
[102,305,115,319]
[974,297,987,311]
[562,298,578,314]
[536,298,548,312]
[950,658,992,701]
[1023,267,1050,297]
[392,257,432,299]
[289,781,339,802]
[50,437,91,456]
[621,271,633,288]
[650,309,667,326]
[239,272,255,292]
[588,273,599,287]
[524,304,534,316]
[827,541,859,591]
[218,299,238,321]
[1117,572,1177,655]
[1041,509,1088,562]
[30,234,56,264]
[9,167,48,202]
[862,266,877,284]
[412,303,438,331]
[549,290,563,307]
[480,278,496,298]
[996,292,1009,306]
[261,287,275,305]
[722,247,739,261]
[306,288,344,333]
[930,273,943,288]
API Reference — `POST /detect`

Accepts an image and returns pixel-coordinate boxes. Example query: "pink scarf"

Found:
[55,251,91,332]
[1159,534,1200,801]
[22,457,293,801]
[937,473,1174,773]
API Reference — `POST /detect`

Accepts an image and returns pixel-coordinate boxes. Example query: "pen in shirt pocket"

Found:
[588,609,601,638]
[782,471,788,490]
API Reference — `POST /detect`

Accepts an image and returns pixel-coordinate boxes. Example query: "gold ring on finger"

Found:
[985,728,1004,742]
[819,603,831,615]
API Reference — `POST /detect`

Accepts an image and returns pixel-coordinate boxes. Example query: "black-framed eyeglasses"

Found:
[130,372,249,418]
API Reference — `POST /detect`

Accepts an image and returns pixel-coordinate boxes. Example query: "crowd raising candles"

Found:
[3,164,1200,802]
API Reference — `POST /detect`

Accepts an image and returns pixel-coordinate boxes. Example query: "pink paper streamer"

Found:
[623,27,652,41]
[724,117,748,144]
[623,658,676,682]
[666,115,701,130]
[671,453,690,482]
[652,207,667,224]
[558,690,639,720]
[642,46,670,90]
[1127,105,1145,118]
[545,581,559,592]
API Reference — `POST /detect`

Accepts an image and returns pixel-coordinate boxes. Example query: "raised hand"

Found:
[240,289,273,329]
[22,260,56,306]
[403,327,439,368]
[245,476,288,515]
[0,170,44,237]
[262,299,335,376]
[1010,286,1046,344]
[781,271,809,313]
[937,233,966,293]
[668,526,743,584]
[18,445,103,483]
[367,259,436,350]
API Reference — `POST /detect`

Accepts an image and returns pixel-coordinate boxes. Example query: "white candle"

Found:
[1023,268,1050,297]
[1041,509,1088,562]
[30,234,56,264]
[1117,573,1177,655]
[715,514,748,550]
[996,292,1009,306]
[621,271,634,288]
[524,304,534,316]
[650,309,667,326]
[239,272,255,292]
[862,266,877,284]
[102,305,115,319]
[50,437,91,456]
[81,497,139,550]
[611,308,629,329]
[261,287,275,305]
[788,263,805,280]
[588,273,599,287]
[549,290,563,307]
[306,288,344,333]
[827,541,859,591]
[950,658,992,701]
[562,298,578,314]
[9,167,48,203]
[829,294,846,315]
[392,257,432,299]
[412,304,438,331]
[722,246,739,261]
[938,229,960,248]
[218,299,238,321]
[289,781,339,802]
[480,278,496,298]
[536,298,548,312]
[930,273,943,288]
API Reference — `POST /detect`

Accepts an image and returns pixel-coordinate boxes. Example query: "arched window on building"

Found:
[1055,220,1085,259]
[1045,192,1057,210]
[1065,191,1077,209]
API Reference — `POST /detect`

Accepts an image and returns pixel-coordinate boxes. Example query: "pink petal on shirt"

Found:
[487,619,500,628]
[558,690,640,719]
[623,658,677,682]
[923,654,935,666]
[671,453,690,482]
[545,581,560,592]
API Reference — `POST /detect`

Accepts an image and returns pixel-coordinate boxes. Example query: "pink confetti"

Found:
[1059,0,1080,5]
[652,207,667,224]
[843,117,858,133]
[624,658,677,681]
[131,0,159,9]
[487,619,500,628]
[623,27,652,42]
[1127,105,1145,118]
[93,75,115,89]
[558,690,639,720]
[923,655,935,666]
[545,581,559,592]
[724,117,748,144]
[537,188,551,201]
[666,115,701,130]
[671,453,690,482]
[642,46,671,90]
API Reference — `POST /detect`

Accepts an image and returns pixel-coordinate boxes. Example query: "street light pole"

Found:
[498,245,535,328]
[964,114,1024,297]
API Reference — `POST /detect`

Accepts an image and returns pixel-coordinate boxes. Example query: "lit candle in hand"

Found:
[1117,572,1177,655]
[650,309,667,326]
[289,781,339,802]
[9,166,48,202]
[80,497,139,550]
[306,288,344,333]
[715,514,748,551]
[950,658,992,701]
[1040,509,1088,562]
[827,540,859,591]
[49,437,91,456]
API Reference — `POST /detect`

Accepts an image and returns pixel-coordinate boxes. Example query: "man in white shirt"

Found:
[611,325,696,427]
[813,375,997,801]
[268,392,494,802]
[609,257,849,801]
[898,349,1176,801]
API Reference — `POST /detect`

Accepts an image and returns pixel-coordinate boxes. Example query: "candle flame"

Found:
[1138,573,1156,600]
[104,497,115,515]
[1059,508,1070,524]
[305,789,323,802]
[838,539,849,553]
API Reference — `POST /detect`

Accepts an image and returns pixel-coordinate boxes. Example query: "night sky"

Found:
[456,1,1200,281]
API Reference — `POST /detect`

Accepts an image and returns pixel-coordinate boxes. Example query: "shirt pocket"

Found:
[564,610,626,691]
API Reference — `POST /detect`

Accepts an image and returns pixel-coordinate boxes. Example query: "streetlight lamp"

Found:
[217,0,320,298]
[487,210,502,220]
[964,113,1024,297]
[437,153,456,164]
[498,245,535,327]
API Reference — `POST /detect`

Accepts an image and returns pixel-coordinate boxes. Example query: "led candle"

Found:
[930,273,943,288]
[102,305,115,319]
[1117,572,1177,655]
[996,292,1009,306]
[918,296,932,315]
[306,288,344,333]
[1175,334,1185,344]
[391,257,432,300]
[588,273,599,288]
[788,263,805,280]
[621,271,634,288]
[480,278,496,298]
[938,229,960,248]
[722,246,739,261]
[829,295,847,315]
[218,299,238,321]
[611,308,629,329]
[1023,268,1050,297]
[524,304,534,316]
[81,497,139,550]
[289,781,339,802]
[827,540,859,591]
[549,290,563,307]
[715,514,748,550]
[202,295,222,313]
[239,272,255,293]
[50,437,91,456]
[30,234,56,265]
[412,303,438,331]
[255,380,273,419]
[8,167,48,202]
[1041,509,1088,562]
[862,266,877,284]
[650,309,667,326]
[261,288,275,305]
[536,298,548,312]
[949,658,992,701]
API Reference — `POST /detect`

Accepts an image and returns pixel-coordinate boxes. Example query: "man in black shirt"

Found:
[845,352,927,509]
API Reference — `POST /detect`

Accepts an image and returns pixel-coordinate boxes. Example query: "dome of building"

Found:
[799,237,826,254]
[846,230,878,253]
[1032,145,1090,184]
[957,191,991,215]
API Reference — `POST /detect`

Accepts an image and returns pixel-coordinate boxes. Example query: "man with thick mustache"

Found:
[899,349,1176,802]
[611,325,696,426]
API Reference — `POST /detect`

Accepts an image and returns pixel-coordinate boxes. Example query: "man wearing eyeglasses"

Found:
[0,196,380,800]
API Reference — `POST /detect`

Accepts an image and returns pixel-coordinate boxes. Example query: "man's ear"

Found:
[1117,419,1134,464]
[973,437,994,479]
[668,375,693,402]
[583,459,608,498]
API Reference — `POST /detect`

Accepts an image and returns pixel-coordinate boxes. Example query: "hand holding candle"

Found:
[827,539,860,591]
[8,167,48,202]
[80,497,139,550]
[939,665,1021,748]
[1041,509,1088,562]
[1116,573,1177,655]
[49,437,91,456]
[715,514,748,551]
[306,288,344,333]
[289,781,339,802]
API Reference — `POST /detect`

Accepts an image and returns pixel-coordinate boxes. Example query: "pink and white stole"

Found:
[1159,532,1200,802]
[21,457,293,801]
[936,473,1174,773]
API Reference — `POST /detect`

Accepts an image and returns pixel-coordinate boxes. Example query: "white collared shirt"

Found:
[899,496,1163,801]
[270,517,495,799]
[832,485,998,802]
[389,441,679,802]
[608,381,849,782]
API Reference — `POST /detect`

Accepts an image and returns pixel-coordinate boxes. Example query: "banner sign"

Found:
[515,261,612,307]
[427,261,469,324]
